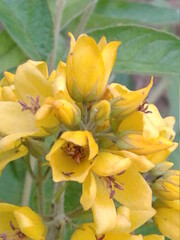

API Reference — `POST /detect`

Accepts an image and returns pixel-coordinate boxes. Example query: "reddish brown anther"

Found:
[138,101,152,114]
[62,143,85,164]
[106,175,124,199]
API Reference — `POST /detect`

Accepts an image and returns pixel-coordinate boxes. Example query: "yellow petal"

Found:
[61,131,87,146]
[96,41,121,97]
[113,150,154,173]
[115,206,131,232]
[111,78,153,118]
[14,206,46,240]
[36,103,60,131]
[85,131,98,160]
[14,60,53,105]
[143,235,164,240]
[67,34,105,99]
[80,172,97,210]
[92,152,131,176]
[147,142,178,164]
[92,176,117,235]
[154,208,180,240]
[98,36,107,51]
[0,203,19,233]
[117,134,173,155]
[0,102,38,135]
[0,142,28,172]
[71,223,96,240]
[105,232,143,240]
[28,60,49,78]
[128,207,156,231]
[1,86,17,101]
[114,165,152,209]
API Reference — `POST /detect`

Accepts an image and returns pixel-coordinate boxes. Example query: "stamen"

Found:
[106,176,124,199]
[18,95,40,114]
[10,221,16,231]
[138,101,152,114]
[62,143,85,164]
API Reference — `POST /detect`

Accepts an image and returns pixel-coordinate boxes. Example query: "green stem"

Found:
[47,182,67,240]
[21,155,36,205]
[74,0,98,37]
[48,0,66,72]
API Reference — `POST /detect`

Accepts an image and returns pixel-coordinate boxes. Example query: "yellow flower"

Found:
[0,60,54,172]
[80,165,152,234]
[104,77,153,122]
[71,223,164,240]
[66,33,121,102]
[117,104,177,156]
[46,130,98,183]
[0,203,46,240]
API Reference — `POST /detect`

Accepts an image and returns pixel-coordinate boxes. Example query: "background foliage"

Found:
[0,0,179,239]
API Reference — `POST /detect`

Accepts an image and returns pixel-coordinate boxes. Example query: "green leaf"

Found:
[89,0,179,29]
[0,160,26,204]
[0,30,27,73]
[61,0,96,29]
[90,26,180,75]
[0,0,54,60]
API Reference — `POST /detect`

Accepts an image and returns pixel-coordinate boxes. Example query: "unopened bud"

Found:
[90,100,110,125]
[54,99,81,127]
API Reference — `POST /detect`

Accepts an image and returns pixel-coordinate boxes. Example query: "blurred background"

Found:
[0,0,179,239]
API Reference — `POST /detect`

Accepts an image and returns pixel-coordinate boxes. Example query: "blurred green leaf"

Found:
[87,0,179,32]
[0,30,27,73]
[0,0,54,60]
[90,26,180,75]
[61,0,96,29]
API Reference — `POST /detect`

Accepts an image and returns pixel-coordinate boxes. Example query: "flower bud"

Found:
[152,170,179,201]
[89,100,110,125]
[66,33,120,102]
[53,99,81,127]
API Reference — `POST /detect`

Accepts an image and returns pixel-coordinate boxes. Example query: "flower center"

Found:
[62,142,85,164]
[0,221,27,240]
[18,95,40,114]
[105,175,124,199]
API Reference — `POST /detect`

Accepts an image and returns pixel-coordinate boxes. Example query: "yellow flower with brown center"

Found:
[0,203,46,240]
[66,33,121,102]
[46,131,98,182]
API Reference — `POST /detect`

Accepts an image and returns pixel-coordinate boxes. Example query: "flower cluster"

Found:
[0,33,179,240]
